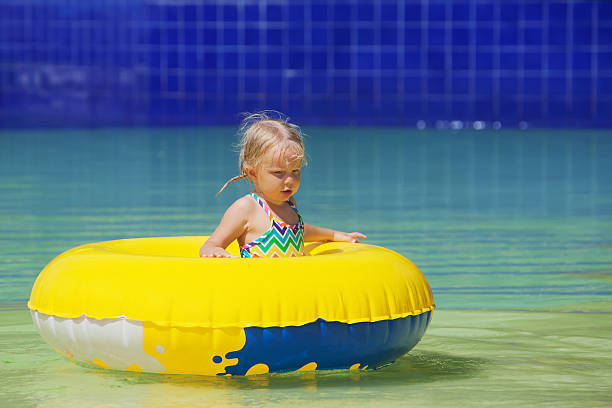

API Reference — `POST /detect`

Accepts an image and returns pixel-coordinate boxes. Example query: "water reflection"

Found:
[107,350,485,391]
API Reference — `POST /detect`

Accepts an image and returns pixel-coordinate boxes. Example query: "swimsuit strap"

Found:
[250,192,302,228]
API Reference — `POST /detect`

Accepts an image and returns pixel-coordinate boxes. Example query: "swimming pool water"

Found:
[1,128,611,407]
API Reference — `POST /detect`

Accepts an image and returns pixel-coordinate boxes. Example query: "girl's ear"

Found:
[245,165,257,181]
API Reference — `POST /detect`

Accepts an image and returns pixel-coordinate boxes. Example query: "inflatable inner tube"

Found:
[28,236,435,375]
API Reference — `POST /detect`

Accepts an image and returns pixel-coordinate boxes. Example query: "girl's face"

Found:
[248,147,302,204]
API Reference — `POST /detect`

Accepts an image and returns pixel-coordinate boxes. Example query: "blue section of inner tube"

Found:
[223,311,432,375]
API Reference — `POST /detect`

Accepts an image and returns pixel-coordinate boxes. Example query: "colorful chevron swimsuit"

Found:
[240,192,305,258]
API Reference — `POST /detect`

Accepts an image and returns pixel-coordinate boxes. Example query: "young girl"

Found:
[199,112,366,258]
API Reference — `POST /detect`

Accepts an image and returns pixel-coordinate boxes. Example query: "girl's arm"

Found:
[304,223,366,243]
[199,197,250,258]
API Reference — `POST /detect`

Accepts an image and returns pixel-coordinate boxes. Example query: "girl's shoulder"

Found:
[232,194,258,210]
[222,194,258,219]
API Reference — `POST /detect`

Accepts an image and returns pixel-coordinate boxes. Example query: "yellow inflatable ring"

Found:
[28,236,435,375]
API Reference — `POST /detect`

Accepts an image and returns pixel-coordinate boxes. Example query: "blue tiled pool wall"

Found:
[1,0,611,128]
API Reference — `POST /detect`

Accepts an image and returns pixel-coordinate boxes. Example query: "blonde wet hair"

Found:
[217,111,307,196]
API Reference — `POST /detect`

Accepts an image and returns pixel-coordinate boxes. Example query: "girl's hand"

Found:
[333,231,367,243]
[199,247,238,258]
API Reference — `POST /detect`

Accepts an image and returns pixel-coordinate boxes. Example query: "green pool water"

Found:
[1,128,611,407]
